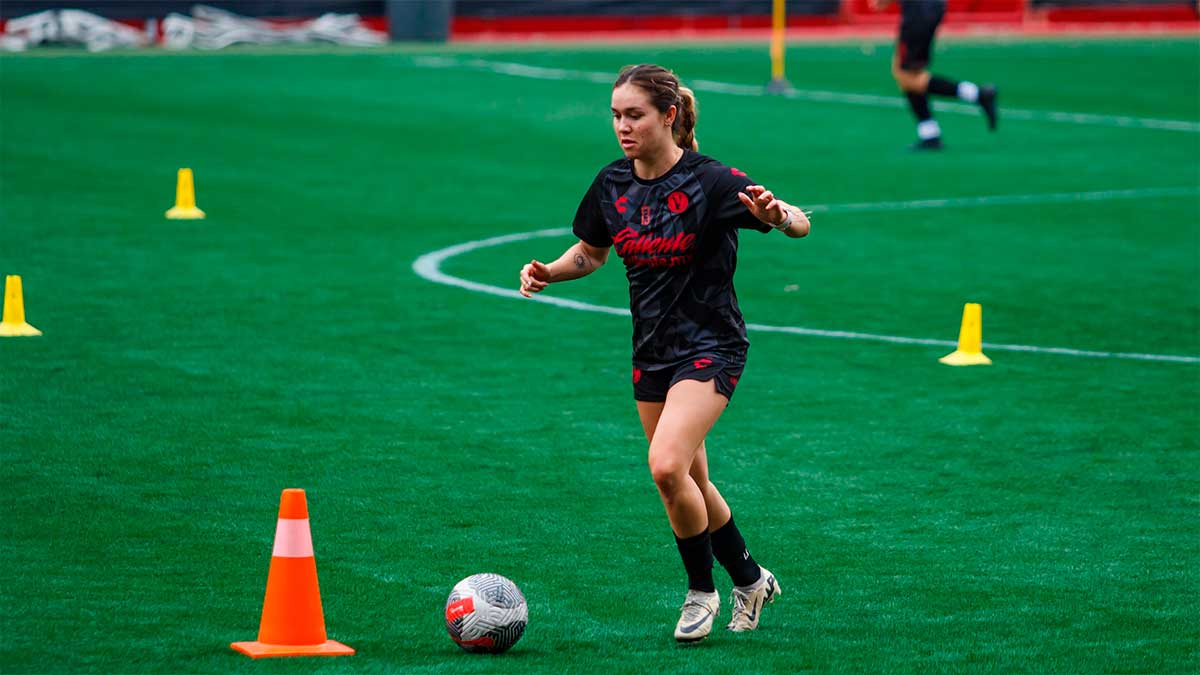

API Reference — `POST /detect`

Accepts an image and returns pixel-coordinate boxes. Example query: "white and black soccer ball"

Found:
[444,573,528,654]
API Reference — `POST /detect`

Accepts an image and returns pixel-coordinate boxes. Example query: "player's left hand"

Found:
[738,185,788,228]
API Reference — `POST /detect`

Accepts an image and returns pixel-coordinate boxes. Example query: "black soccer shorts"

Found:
[897,0,946,71]
[632,355,745,403]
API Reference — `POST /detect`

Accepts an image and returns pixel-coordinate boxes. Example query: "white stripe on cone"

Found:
[272,518,315,558]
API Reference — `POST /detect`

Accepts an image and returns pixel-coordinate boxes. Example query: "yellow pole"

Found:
[767,0,789,93]
[771,0,785,79]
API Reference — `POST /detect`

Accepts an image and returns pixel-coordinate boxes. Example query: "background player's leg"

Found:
[894,1,945,148]
[928,75,999,130]
[893,53,941,149]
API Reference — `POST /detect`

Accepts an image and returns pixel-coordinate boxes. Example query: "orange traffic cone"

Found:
[231,489,354,658]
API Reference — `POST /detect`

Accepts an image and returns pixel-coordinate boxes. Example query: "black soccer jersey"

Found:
[572,150,772,369]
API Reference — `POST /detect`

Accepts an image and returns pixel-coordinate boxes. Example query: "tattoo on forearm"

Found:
[574,253,587,271]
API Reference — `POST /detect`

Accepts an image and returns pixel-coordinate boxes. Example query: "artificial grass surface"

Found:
[1,37,1197,674]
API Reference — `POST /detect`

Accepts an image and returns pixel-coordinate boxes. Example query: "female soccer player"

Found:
[518,64,810,643]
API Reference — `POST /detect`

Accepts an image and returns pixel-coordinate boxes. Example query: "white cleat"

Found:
[727,566,780,632]
[674,589,720,643]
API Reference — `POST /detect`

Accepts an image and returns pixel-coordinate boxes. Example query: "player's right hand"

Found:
[519,259,552,298]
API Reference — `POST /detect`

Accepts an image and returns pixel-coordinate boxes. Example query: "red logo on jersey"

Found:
[731,168,747,177]
[613,228,695,255]
[615,195,629,214]
[667,191,689,214]
[693,358,713,369]
[640,205,652,226]
[633,368,642,384]
[612,227,697,267]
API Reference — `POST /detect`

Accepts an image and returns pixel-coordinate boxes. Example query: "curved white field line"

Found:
[412,56,1200,134]
[413,223,1200,365]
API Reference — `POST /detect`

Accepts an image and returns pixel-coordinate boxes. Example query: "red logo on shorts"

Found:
[667,191,689,214]
[616,195,629,214]
[693,358,713,369]
[633,368,642,384]
[729,376,739,387]
[730,168,747,177]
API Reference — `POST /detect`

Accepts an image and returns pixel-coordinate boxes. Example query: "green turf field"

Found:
[2,37,1198,674]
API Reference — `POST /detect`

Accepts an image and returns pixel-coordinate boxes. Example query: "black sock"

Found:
[674,530,715,593]
[710,516,761,587]
[928,75,958,97]
[905,91,932,122]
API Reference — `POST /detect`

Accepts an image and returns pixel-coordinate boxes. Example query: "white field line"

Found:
[808,185,1200,213]
[412,56,1200,133]
[412,224,1200,365]
[412,227,631,317]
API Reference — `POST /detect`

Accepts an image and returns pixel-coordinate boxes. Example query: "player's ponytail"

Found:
[674,85,698,151]
[614,64,699,151]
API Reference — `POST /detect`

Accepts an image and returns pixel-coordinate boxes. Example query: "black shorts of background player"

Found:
[518,64,809,642]
[875,0,999,150]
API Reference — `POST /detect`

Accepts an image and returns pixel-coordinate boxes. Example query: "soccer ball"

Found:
[444,573,528,654]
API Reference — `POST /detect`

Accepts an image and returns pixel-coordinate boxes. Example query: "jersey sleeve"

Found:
[705,162,773,233]
[572,171,613,248]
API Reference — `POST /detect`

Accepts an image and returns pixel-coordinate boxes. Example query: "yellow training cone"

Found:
[0,275,42,337]
[166,168,206,219]
[939,303,991,366]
